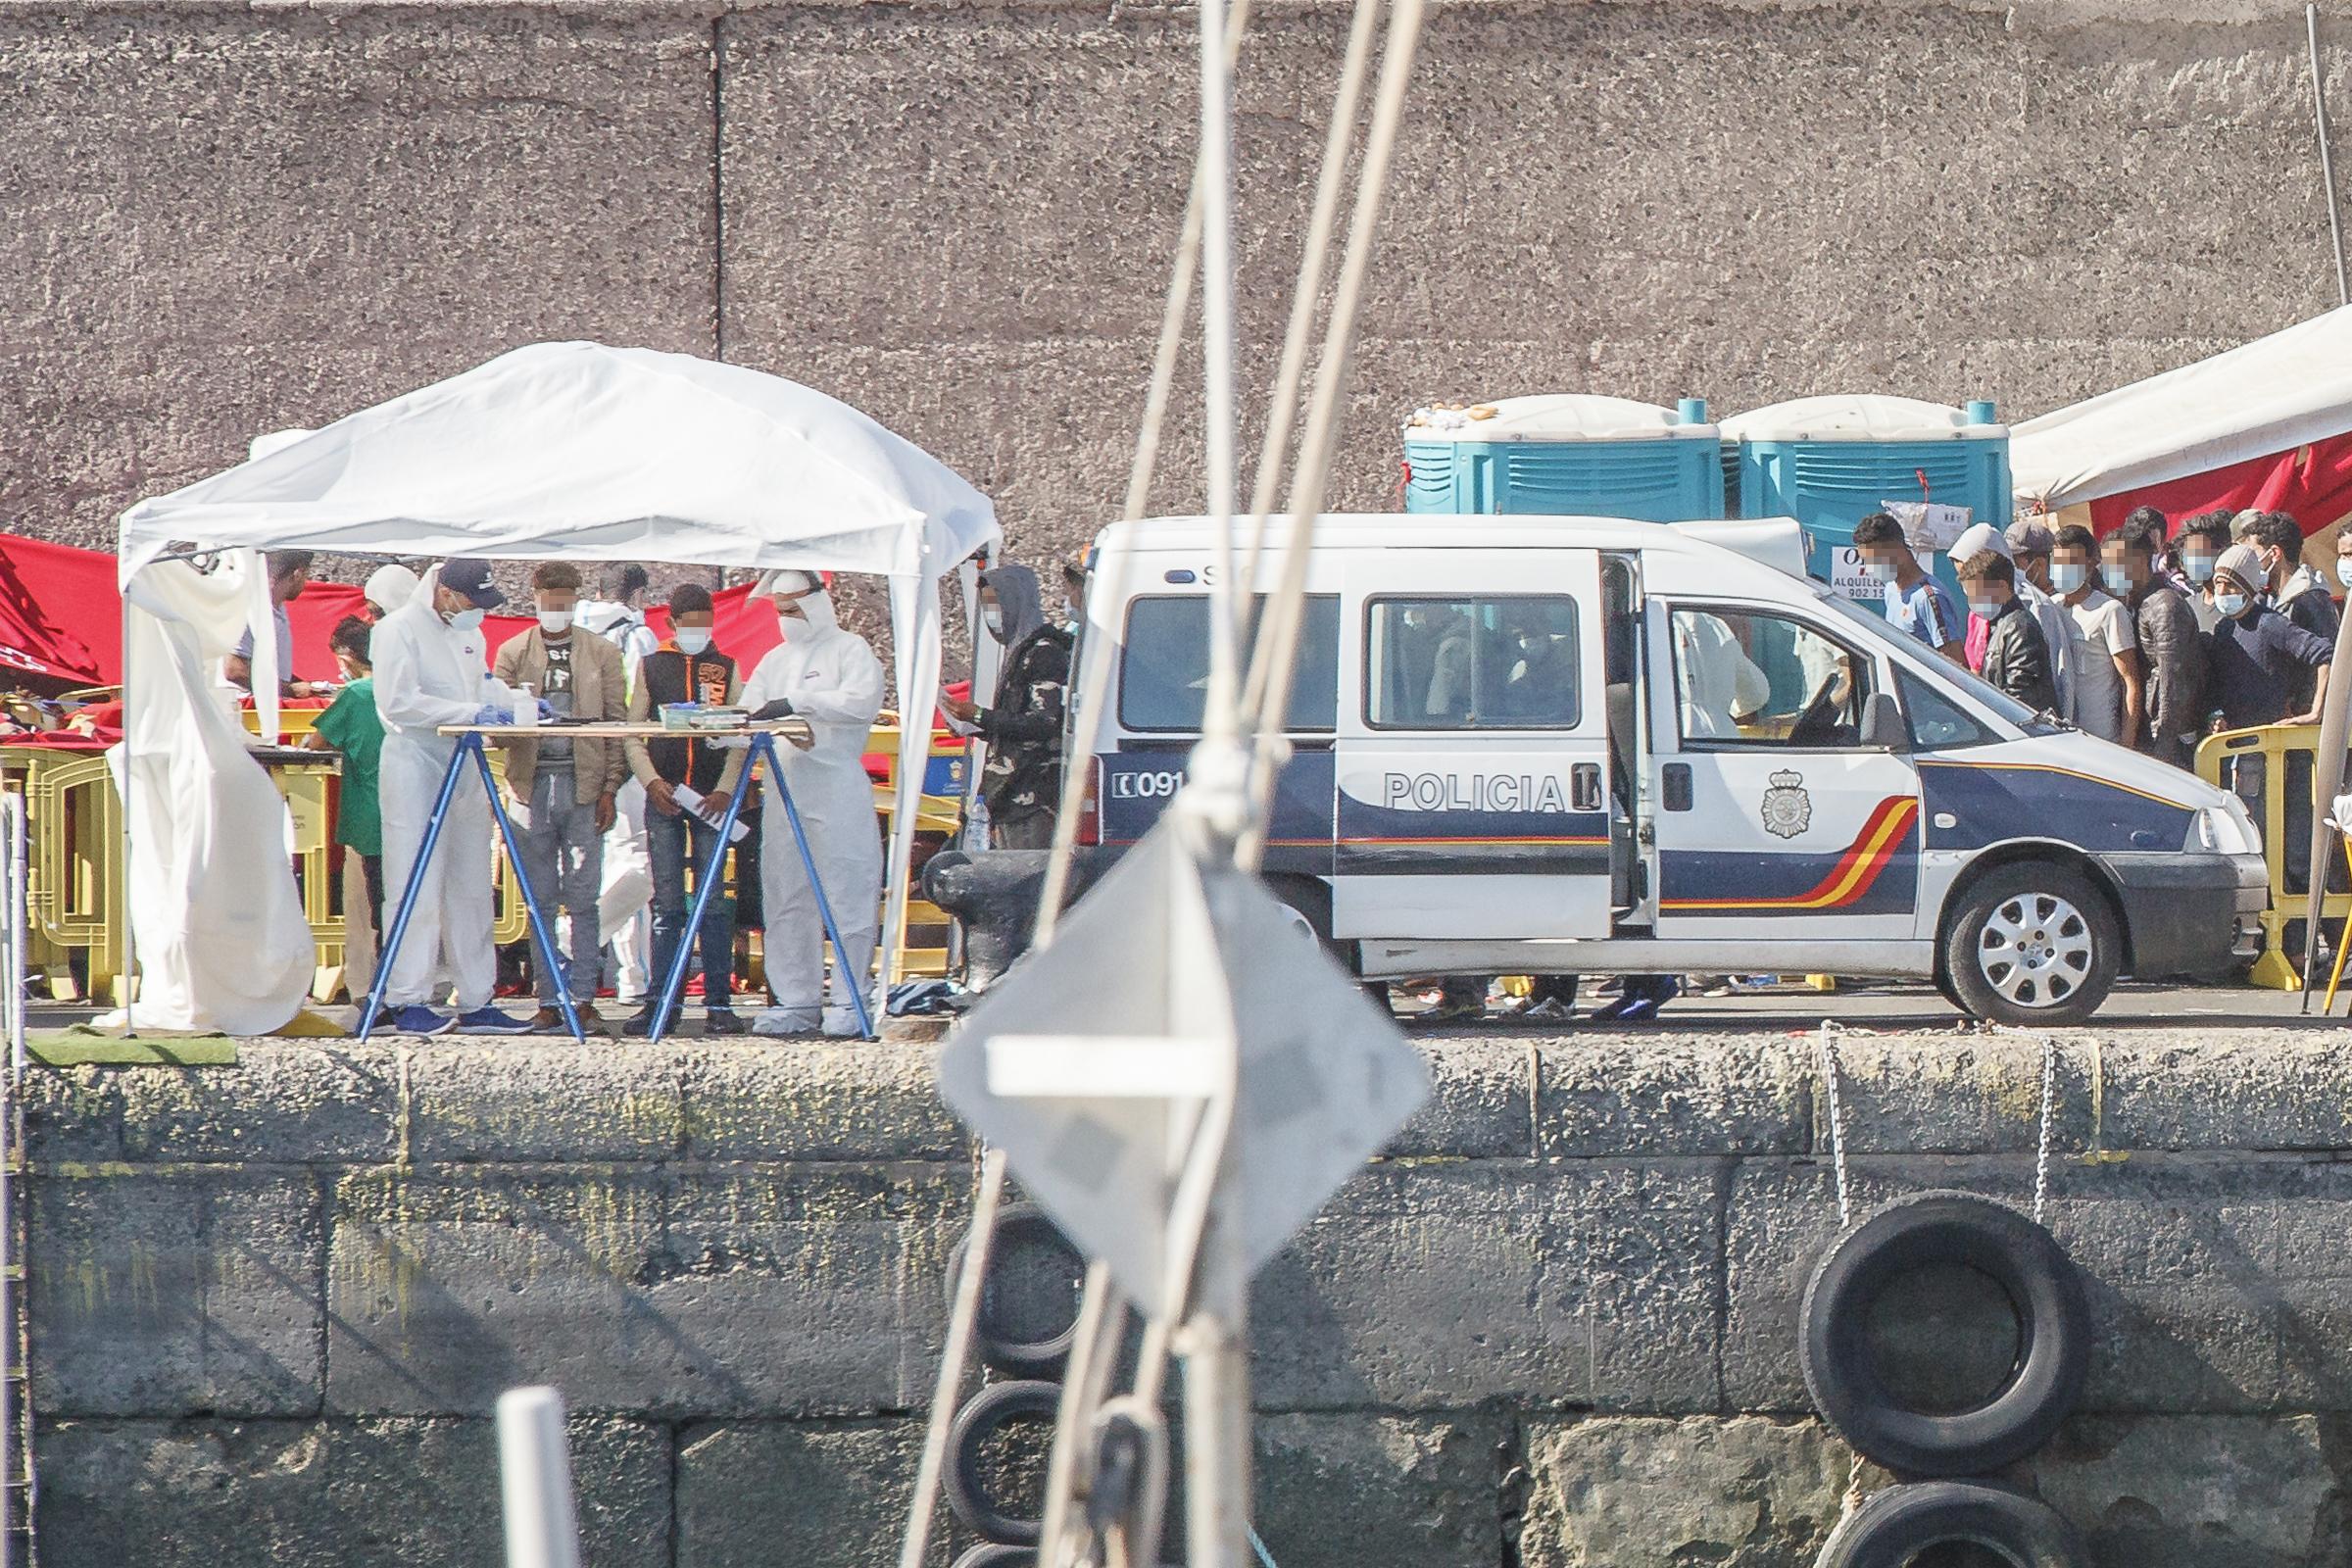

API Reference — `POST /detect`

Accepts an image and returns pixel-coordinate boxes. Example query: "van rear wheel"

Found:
[1941,862,2118,1026]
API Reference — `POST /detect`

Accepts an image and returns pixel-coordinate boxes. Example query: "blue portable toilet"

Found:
[1402,395,1725,520]
[1722,395,2010,612]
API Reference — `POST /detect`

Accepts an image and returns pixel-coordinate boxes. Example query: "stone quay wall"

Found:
[19,1029,2352,1566]
[8,0,2352,593]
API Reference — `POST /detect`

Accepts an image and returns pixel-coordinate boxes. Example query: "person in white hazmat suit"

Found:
[739,570,885,1037]
[371,559,535,1036]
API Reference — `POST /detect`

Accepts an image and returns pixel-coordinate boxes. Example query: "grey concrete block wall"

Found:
[10,0,2352,589]
[22,1031,2352,1565]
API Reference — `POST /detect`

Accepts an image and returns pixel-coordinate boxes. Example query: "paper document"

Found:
[938,686,979,738]
[673,785,752,843]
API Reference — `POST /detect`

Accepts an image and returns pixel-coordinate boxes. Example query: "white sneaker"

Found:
[752,1006,820,1037]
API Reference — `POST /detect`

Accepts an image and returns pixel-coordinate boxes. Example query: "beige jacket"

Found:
[492,627,630,801]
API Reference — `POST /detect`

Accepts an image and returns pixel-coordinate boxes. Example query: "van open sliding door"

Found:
[1330,548,1614,941]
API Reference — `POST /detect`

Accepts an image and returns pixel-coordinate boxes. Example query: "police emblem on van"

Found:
[1760,769,1812,839]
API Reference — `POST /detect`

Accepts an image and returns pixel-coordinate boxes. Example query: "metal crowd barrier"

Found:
[2196,723,2351,990]
[0,715,975,1009]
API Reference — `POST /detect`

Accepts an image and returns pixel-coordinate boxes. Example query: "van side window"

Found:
[1118,594,1340,733]
[1365,597,1580,729]
[1896,668,1999,750]
[1669,608,1872,748]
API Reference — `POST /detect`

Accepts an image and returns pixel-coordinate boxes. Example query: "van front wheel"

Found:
[1941,862,2119,1026]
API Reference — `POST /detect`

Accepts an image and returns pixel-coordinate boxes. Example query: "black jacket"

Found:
[977,625,1072,818]
[2131,584,2207,765]
[1981,598,2058,713]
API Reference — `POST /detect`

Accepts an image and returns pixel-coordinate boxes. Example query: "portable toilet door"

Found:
[1722,395,2010,613]
[1401,395,1725,520]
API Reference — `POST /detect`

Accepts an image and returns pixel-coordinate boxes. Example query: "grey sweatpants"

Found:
[519,769,604,1004]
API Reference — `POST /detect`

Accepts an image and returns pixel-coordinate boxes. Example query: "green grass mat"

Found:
[24,1027,239,1067]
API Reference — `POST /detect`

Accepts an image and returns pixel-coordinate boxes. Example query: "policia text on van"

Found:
[934,515,2267,1025]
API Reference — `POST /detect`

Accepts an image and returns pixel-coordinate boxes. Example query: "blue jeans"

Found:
[647,806,735,1009]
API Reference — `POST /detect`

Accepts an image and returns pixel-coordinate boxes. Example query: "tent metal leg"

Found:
[358,739,474,1040]
[648,743,763,1045]
[473,741,586,1045]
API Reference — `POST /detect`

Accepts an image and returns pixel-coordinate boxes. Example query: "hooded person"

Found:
[370,559,534,1035]
[943,563,1073,850]
[364,564,422,620]
[739,569,886,1036]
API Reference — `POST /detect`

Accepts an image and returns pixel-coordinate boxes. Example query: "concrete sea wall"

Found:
[8,0,2352,584]
[22,1030,2352,1566]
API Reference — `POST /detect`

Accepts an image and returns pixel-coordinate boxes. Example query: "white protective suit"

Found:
[739,575,885,1034]
[370,570,515,1010]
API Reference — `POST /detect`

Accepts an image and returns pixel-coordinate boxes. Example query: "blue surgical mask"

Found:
[2335,561,2352,591]
[449,608,485,632]
[2183,553,2218,584]
[1967,598,2001,619]
[2050,564,2089,594]
[1859,561,1897,583]
[673,627,713,657]
[2215,591,2252,618]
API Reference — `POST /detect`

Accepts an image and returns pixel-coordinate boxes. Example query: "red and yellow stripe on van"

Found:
[1661,796,1920,912]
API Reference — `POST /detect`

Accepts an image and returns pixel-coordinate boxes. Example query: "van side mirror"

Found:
[1860,690,1910,752]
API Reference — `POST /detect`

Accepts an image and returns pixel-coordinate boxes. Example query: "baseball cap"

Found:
[439,559,505,610]
[2004,519,2056,555]
[1950,522,2012,562]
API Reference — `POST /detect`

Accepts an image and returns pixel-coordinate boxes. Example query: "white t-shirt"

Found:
[2063,587,2137,742]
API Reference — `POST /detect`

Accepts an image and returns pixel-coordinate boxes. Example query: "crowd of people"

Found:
[243,555,1079,1039]
[1855,503,2344,760]
[266,558,897,1037]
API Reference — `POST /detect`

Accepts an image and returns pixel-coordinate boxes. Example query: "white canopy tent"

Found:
[2011,306,2352,514]
[118,339,1002,1027]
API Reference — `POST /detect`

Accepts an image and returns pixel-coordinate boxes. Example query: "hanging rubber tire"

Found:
[1800,1191,2089,1477]
[946,1379,1062,1544]
[1814,1479,2088,1566]
[950,1547,1033,1568]
[1940,860,2119,1025]
[946,1202,1086,1378]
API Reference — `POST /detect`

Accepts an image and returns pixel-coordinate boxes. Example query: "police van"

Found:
[1028,514,2266,1024]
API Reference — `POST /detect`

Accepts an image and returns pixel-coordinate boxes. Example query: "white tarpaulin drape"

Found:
[105,554,317,1034]
[2011,306,2352,512]
[117,341,1001,1021]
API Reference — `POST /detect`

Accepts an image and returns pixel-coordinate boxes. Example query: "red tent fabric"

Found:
[0,535,789,686]
[0,532,121,685]
[2084,433,2352,538]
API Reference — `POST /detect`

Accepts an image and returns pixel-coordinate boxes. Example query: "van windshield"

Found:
[1812,590,2065,736]
[1119,594,1341,733]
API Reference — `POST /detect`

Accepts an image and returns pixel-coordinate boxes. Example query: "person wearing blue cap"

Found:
[371,559,534,1035]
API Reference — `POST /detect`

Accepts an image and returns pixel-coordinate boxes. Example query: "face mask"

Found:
[448,608,485,632]
[1967,598,2001,619]
[537,610,573,634]
[2337,561,2352,591]
[1061,599,1081,625]
[983,608,1004,636]
[2050,564,2089,594]
[2215,591,2252,618]
[673,628,712,656]
[2183,553,2217,584]
[1859,561,1896,583]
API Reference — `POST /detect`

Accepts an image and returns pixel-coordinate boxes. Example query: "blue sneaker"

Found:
[454,1005,532,1035]
[388,1004,455,1036]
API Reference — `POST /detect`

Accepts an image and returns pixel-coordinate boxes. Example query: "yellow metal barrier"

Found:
[0,718,971,1010]
[2196,723,2345,990]
[866,721,970,981]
